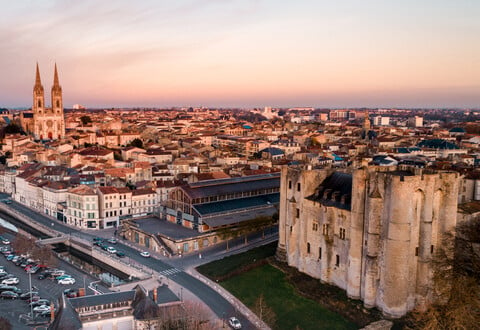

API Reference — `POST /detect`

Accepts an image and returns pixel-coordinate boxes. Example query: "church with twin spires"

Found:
[21,63,65,140]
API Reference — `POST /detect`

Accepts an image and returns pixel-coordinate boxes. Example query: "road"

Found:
[0,193,265,329]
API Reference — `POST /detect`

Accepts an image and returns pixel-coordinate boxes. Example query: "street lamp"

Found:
[29,271,34,321]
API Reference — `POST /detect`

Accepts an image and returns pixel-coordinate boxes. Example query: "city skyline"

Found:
[1,0,479,108]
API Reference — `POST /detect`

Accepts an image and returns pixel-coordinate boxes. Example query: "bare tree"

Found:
[252,294,277,327]
[0,317,12,330]
[12,234,35,255]
[413,219,480,329]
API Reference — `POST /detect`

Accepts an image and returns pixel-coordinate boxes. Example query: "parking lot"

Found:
[0,233,108,328]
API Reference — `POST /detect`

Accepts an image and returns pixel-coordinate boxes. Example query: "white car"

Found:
[1,277,19,285]
[140,251,150,258]
[228,317,242,329]
[58,277,75,285]
[106,246,117,254]
[33,305,53,313]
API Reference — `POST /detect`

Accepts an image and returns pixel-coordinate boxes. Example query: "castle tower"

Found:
[33,63,45,115]
[32,63,65,140]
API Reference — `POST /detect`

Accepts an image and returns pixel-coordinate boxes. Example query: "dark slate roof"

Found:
[194,193,279,216]
[260,147,284,156]
[134,217,200,240]
[48,295,82,330]
[417,139,459,150]
[307,172,352,211]
[148,285,180,305]
[69,290,135,308]
[449,127,466,133]
[182,173,280,199]
[202,204,278,227]
[132,285,161,320]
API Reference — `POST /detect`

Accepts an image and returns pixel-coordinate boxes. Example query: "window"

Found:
[415,247,419,256]
[318,247,322,260]
[296,208,300,218]
[336,255,340,266]
[431,245,434,254]
[288,180,292,189]
[339,228,346,240]
[322,224,329,235]
[312,223,318,231]
[307,242,311,254]
[297,183,301,192]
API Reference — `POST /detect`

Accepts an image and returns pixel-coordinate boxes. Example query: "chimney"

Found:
[153,287,158,302]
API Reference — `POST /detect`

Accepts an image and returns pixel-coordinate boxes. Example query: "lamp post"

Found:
[29,271,33,320]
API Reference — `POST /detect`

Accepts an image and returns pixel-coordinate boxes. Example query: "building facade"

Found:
[29,63,66,140]
[277,165,459,318]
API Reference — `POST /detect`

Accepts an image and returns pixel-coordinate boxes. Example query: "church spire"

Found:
[35,62,42,87]
[53,63,59,87]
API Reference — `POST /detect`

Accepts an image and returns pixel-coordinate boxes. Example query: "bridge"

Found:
[37,235,69,245]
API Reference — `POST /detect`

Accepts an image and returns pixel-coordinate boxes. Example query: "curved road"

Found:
[0,195,257,329]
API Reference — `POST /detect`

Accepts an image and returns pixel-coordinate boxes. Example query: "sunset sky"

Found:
[1,0,479,108]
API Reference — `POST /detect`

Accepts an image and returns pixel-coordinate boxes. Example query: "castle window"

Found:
[319,247,322,260]
[322,224,329,235]
[288,180,292,189]
[38,100,41,107]
[290,226,292,234]
[415,247,419,256]
[336,255,340,266]
[307,242,311,254]
[431,245,434,254]
[56,100,60,107]
[312,222,318,231]
[296,208,300,218]
[297,183,301,192]
[339,227,346,240]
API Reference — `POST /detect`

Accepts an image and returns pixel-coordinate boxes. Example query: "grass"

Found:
[196,241,277,279]
[221,263,357,330]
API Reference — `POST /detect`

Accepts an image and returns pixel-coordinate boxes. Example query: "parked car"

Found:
[228,317,242,329]
[106,246,117,254]
[116,251,125,258]
[0,285,22,294]
[0,291,18,300]
[5,255,15,261]
[107,238,117,244]
[1,238,10,245]
[2,277,19,285]
[58,277,75,285]
[140,251,150,258]
[55,275,72,281]
[26,295,41,303]
[0,274,14,280]
[50,269,65,276]
[33,305,53,313]
[30,299,50,308]
[0,269,6,275]
[20,291,39,300]
[63,289,77,298]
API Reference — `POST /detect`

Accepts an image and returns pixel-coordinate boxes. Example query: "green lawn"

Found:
[196,241,277,279]
[221,264,357,330]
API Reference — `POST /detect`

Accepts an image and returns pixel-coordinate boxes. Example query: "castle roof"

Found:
[307,172,352,211]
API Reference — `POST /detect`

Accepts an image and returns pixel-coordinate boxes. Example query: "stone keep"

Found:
[276,165,459,318]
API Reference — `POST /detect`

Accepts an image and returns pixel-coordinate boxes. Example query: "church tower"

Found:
[33,63,45,116]
[32,63,65,140]
[51,64,63,115]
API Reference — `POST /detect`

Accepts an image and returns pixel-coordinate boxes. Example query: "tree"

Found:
[412,219,480,329]
[79,115,92,126]
[252,294,276,327]
[3,123,24,135]
[128,138,143,149]
[0,317,12,330]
